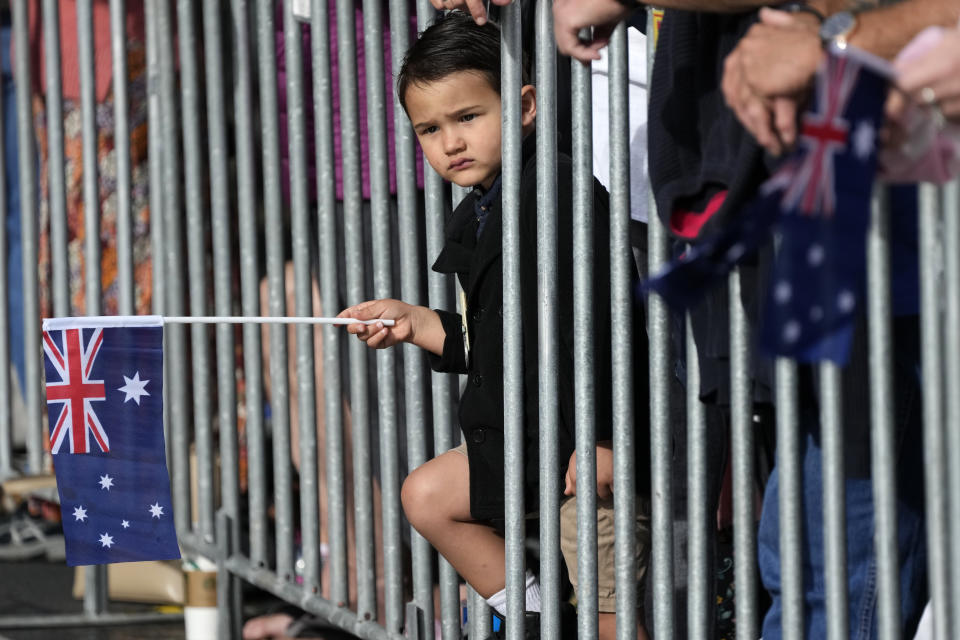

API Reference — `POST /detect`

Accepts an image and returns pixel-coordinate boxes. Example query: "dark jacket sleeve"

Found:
[427,309,468,375]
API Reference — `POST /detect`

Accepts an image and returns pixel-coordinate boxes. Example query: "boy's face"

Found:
[405,71,504,190]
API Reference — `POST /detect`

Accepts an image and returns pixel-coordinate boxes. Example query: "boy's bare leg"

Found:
[401,450,506,597]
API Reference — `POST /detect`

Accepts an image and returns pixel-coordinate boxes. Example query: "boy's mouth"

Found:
[449,158,473,171]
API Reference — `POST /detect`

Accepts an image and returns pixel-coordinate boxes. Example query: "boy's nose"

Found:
[442,132,466,154]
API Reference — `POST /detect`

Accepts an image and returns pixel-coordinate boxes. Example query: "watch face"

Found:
[820,11,856,40]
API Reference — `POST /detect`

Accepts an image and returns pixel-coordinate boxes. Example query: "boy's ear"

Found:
[520,84,537,129]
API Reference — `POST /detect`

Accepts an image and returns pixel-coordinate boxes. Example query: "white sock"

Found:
[484,570,541,615]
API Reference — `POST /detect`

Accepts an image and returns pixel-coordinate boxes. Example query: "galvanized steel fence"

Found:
[0,2,955,640]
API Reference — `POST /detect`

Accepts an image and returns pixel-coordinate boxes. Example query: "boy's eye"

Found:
[421,125,438,135]
[460,113,476,123]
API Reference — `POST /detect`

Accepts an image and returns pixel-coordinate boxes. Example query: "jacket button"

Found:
[472,307,483,322]
[473,374,483,387]
[471,428,485,444]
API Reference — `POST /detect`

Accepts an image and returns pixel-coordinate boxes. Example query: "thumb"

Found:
[759,7,796,27]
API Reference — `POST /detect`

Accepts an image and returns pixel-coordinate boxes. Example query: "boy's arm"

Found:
[338,299,446,356]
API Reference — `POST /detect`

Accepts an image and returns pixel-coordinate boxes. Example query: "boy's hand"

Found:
[429,0,513,26]
[338,299,446,355]
[563,441,614,499]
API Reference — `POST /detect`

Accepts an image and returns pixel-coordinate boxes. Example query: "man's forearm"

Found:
[849,0,960,59]
[632,0,790,12]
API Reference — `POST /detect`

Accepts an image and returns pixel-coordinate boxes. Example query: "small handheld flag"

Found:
[43,316,180,566]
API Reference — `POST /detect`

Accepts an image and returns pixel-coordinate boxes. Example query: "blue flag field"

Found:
[42,315,180,566]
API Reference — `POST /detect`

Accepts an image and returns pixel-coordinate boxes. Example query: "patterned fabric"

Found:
[34,39,152,318]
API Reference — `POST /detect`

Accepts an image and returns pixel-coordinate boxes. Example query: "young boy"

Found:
[339,11,650,639]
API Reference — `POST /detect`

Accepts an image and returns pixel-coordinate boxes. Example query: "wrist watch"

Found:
[819,10,858,49]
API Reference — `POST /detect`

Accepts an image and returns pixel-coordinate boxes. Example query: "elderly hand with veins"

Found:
[429,0,512,26]
[723,7,824,155]
[553,0,636,63]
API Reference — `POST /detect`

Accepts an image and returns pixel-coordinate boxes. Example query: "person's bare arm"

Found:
[847,0,960,59]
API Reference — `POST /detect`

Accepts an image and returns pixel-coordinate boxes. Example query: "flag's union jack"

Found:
[777,56,858,217]
[43,328,109,454]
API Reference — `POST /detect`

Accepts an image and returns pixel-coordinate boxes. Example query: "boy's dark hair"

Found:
[397,10,530,112]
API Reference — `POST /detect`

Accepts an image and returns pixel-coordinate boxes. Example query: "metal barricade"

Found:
[0,2,957,640]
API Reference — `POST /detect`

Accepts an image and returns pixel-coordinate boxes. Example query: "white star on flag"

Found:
[99,474,114,490]
[118,371,150,405]
[852,120,875,161]
[73,506,88,522]
[121,520,130,529]
[99,532,114,548]
[149,503,164,519]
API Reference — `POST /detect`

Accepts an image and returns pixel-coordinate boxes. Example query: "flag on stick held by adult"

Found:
[42,315,180,566]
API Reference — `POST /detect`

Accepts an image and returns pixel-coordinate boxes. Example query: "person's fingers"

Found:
[564,468,575,496]
[773,97,798,149]
[758,7,797,27]
[429,0,445,10]
[463,0,489,25]
[941,96,960,123]
[744,96,782,156]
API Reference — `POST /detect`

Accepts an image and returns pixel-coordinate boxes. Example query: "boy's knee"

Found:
[400,469,433,526]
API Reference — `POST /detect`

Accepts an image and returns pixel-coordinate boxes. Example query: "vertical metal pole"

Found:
[110,0,133,313]
[729,269,757,640]
[685,320,708,639]
[43,0,69,316]
[502,6,526,640]
[255,0,295,582]
[360,1,404,631]
[776,359,803,640]
[536,2,561,640]
[646,8,674,639]
[77,0,101,314]
[230,0,268,568]
[867,186,901,640]
[310,0,348,603]
[283,2,321,597]
[608,21,638,640]
[919,182,951,640]
[944,179,960,628]
[12,0,41,475]
[571,29,599,640]
[0,34,9,476]
[202,0,241,627]
[820,362,847,640]
[389,2,436,637]
[177,0,216,542]
[157,0,191,538]
[145,0,165,315]
[335,0,377,618]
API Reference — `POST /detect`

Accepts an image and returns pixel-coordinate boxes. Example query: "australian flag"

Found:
[646,48,889,363]
[43,316,180,566]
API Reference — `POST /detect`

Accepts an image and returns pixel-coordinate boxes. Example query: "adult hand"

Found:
[723,8,823,154]
[553,0,634,63]
[895,28,960,123]
[563,442,615,499]
[429,0,513,26]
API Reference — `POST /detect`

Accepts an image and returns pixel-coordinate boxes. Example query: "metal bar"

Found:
[819,361,847,640]
[335,0,377,618]
[646,7,674,638]
[0,613,184,629]
[157,0,191,537]
[943,179,960,630]
[502,6,526,639]
[469,587,492,640]
[255,0,295,581]
[77,0,101,314]
[535,2,561,639]
[360,1,404,631]
[685,319,708,638]
[728,269,757,640]
[145,0,165,315]
[0,25,9,475]
[867,185,900,640]
[43,0,69,316]
[224,555,407,640]
[230,0,268,568]
[388,1,437,636]
[110,0,133,313]
[776,359,803,640]
[176,0,216,543]
[571,34,599,640]
[282,0,321,596]
[217,510,241,639]
[309,0,348,604]
[919,182,951,640]
[202,0,239,533]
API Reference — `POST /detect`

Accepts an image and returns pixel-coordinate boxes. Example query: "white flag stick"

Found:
[163,315,395,327]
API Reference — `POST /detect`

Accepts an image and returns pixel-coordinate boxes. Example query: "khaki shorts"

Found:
[559,495,651,613]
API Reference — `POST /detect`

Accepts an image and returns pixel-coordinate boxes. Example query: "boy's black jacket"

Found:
[428,134,651,523]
